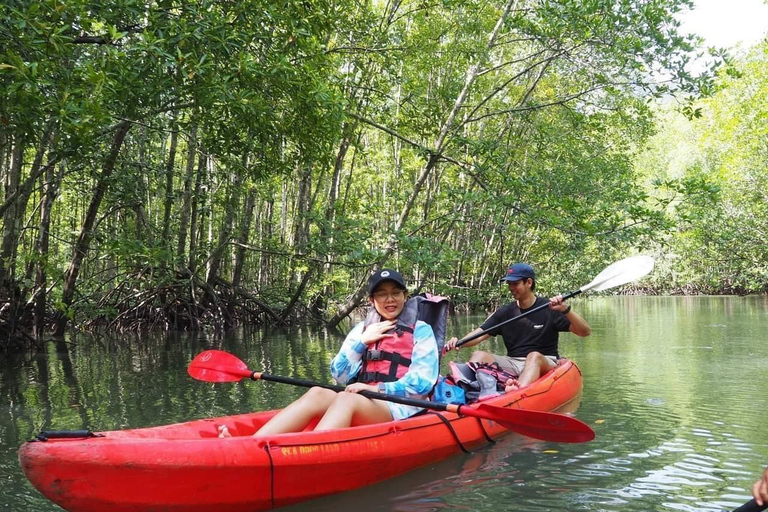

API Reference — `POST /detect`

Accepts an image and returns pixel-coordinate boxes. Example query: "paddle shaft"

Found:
[456,289,581,348]
[189,351,596,442]
[251,370,468,416]
[249,371,588,433]
[732,499,768,512]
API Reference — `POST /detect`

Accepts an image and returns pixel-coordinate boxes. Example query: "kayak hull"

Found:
[19,359,584,512]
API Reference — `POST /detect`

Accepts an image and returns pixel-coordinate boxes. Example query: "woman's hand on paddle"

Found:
[345,383,378,394]
[361,320,396,345]
[753,467,768,506]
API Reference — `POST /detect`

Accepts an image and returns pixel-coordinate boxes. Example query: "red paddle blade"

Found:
[473,404,595,443]
[188,350,252,382]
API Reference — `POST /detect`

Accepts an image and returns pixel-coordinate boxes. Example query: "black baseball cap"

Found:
[499,263,535,283]
[368,269,407,293]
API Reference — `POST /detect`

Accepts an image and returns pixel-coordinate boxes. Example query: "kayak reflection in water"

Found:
[219,269,440,438]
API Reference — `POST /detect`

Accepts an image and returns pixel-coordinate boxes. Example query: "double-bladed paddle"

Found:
[731,499,768,512]
[456,255,655,348]
[188,349,595,443]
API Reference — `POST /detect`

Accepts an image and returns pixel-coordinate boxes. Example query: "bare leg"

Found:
[255,387,337,436]
[516,351,557,387]
[314,392,393,431]
[468,350,497,364]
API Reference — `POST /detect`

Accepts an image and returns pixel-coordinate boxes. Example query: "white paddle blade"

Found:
[579,255,655,293]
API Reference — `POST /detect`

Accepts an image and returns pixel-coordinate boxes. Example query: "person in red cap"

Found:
[444,262,591,390]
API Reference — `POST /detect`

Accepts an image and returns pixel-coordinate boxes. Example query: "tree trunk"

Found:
[258,197,273,287]
[311,129,353,315]
[206,158,243,284]
[232,187,256,288]
[0,129,62,221]
[188,150,206,272]
[280,180,289,245]
[0,130,7,183]
[160,121,179,246]
[52,120,131,335]
[134,125,152,249]
[22,126,58,283]
[0,137,24,285]
[326,0,516,328]
[289,165,311,286]
[33,160,65,336]
[17,125,58,326]
[177,123,197,258]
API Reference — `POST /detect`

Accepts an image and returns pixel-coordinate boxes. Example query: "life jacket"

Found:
[355,293,449,384]
[357,327,414,384]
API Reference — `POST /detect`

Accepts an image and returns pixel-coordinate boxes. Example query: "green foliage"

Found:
[636,41,768,294]
[0,0,738,336]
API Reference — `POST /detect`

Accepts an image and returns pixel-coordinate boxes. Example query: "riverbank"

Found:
[2,273,767,353]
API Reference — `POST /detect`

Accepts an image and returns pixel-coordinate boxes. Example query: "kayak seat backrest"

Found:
[414,293,450,355]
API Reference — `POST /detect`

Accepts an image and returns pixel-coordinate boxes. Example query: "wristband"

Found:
[564,304,572,314]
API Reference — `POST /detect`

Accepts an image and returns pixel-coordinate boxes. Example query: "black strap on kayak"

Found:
[426,412,471,454]
[476,417,497,445]
[33,430,103,442]
[263,443,276,510]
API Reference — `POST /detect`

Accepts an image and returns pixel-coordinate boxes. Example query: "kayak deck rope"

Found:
[476,416,497,445]
[426,412,472,454]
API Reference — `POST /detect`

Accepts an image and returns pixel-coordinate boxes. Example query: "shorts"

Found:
[490,354,559,376]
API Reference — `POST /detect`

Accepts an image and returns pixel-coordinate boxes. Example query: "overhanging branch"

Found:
[346,112,467,168]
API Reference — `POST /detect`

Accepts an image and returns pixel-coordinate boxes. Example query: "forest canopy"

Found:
[1,0,765,346]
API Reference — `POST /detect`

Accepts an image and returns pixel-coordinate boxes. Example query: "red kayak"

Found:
[19,359,584,512]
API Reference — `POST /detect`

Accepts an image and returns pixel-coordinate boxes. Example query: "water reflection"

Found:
[1,296,768,512]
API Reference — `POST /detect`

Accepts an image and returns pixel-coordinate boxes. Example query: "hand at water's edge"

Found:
[753,467,768,506]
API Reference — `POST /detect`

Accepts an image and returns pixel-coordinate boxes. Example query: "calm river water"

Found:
[2,296,768,512]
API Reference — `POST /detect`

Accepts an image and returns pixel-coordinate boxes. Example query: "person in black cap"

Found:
[220,268,439,437]
[444,262,591,390]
